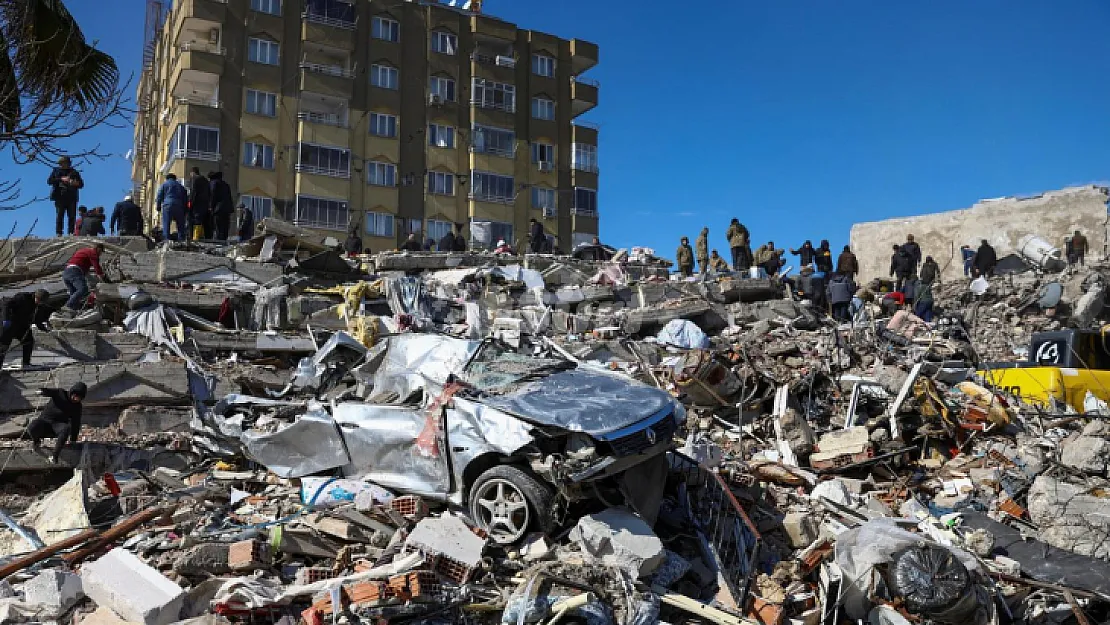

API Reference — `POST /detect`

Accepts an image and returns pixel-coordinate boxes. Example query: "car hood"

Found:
[477,368,675,436]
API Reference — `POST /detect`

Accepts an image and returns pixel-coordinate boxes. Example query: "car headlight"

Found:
[566,433,597,460]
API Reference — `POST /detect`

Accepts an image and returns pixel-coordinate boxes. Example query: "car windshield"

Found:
[461,342,576,394]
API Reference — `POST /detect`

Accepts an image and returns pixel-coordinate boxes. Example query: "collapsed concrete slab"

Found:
[118,250,282,288]
[0,361,189,413]
[81,548,185,625]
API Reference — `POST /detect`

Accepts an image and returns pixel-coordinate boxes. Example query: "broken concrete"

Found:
[81,548,186,625]
[569,508,665,579]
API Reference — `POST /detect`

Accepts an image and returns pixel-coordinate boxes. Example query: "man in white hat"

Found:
[110,193,143,236]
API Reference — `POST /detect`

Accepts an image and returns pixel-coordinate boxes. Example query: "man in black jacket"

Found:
[453,223,467,252]
[438,229,456,253]
[529,218,545,254]
[110,195,144,236]
[208,172,234,240]
[902,234,922,275]
[48,157,84,237]
[344,229,363,256]
[188,167,212,240]
[975,240,998,278]
[0,289,50,368]
[790,240,816,268]
[237,203,254,241]
[28,382,86,463]
[890,244,914,292]
[78,208,106,237]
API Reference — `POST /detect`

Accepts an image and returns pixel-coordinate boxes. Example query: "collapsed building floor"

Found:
[0,219,1109,624]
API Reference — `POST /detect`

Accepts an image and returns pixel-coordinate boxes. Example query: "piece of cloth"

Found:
[62,265,89,311]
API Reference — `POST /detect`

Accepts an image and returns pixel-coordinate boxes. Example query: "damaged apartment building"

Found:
[130,0,602,254]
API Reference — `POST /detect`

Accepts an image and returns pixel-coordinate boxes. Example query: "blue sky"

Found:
[3,0,1110,256]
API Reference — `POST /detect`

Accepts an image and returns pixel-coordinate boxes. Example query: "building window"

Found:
[295,195,349,231]
[431,31,457,55]
[532,54,555,78]
[248,38,279,65]
[471,220,513,251]
[532,142,554,165]
[304,0,355,24]
[241,195,274,220]
[471,78,515,112]
[572,143,598,173]
[251,0,281,15]
[532,97,555,121]
[427,171,455,196]
[168,124,219,162]
[471,171,514,204]
[243,142,275,169]
[369,112,397,138]
[429,76,455,102]
[574,187,597,215]
[245,89,277,116]
[371,16,399,42]
[297,143,350,178]
[532,186,556,210]
[367,161,397,187]
[365,211,395,237]
[427,219,453,244]
[370,64,399,89]
[428,124,455,149]
[471,124,514,157]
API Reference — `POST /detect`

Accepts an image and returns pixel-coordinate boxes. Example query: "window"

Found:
[471,171,514,203]
[367,161,397,187]
[369,112,397,138]
[245,89,277,116]
[429,76,455,102]
[471,125,515,157]
[241,195,274,220]
[572,143,599,173]
[532,142,554,165]
[431,31,457,55]
[297,143,350,177]
[168,124,220,161]
[372,16,399,42]
[248,38,279,65]
[428,124,455,149]
[304,0,355,24]
[574,187,598,215]
[251,0,281,14]
[427,220,453,244]
[243,142,275,169]
[371,64,399,89]
[532,97,555,120]
[471,220,514,250]
[471,78,515,112]
[295,195,349,231]
[365,211,395,237]
[427,171,455,196]
[532,54,555,78]
[532,186,556,210]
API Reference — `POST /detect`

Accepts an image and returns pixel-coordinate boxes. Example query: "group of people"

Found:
[155,169,253,243]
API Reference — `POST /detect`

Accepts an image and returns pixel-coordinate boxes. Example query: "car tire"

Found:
[468,464,555,545]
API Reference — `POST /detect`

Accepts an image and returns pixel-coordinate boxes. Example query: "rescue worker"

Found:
[815,240,834,273]
[790,240,816,268]
[708,250,729,273]
[208,172,234,241]
[110,195,143,236]
[0,289,51,368]
[920,256,940,285]
[974,239,998,278]
[675,237,695,278]
[155,173,187,242]
[187,166,211,240]
[961,245,975,277]
[78,207,105,236]
[400,233,423,252]
[47,156,83,237]
[1069,230,1089,267]
[529,219,546,254]
[914,279,935,322]
[344,229,363,256]
[73,206,87,236]
[453,223,467,252]
[890,244,914,292]
[827,273,853,322]
[28,382,86,464]
[726,218,751,271]
[438,227,457,252]
[695,227,709,274]
[836,245,859,281]
[60,243,110,316]
[237,203,254,241]
[902,234,922,274]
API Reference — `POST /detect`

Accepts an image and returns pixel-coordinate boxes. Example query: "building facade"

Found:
[131,0,600,251]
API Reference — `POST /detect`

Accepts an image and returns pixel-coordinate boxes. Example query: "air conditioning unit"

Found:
[542,206,557,218]
[537,161,553,172]
[495,55,515,67]
[428,93,443,105]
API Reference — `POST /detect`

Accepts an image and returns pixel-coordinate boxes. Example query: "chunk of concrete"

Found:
[81,548,185,625]
[77,605,137,624]
[405,514,486,570]
[1060,436,1110,474]
[1027,475,1110,559]
[569,507,665,578]
[20,569,83,613]
[782,511,819,548]
[172,543,230,577]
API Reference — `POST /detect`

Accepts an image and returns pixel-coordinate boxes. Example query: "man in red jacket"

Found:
[60,243,111,316]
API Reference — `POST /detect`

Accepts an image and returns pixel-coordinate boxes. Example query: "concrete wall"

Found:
[850,185,1109,282]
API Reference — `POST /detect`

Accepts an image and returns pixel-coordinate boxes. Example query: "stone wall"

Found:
[850,185,1109,282]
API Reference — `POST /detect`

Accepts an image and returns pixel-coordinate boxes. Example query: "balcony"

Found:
[470,97,516,114]
[469,191,515,205]
[302,9,356,30]
[570,38,599,75]
[301,9,355,49]
[471,53,516,68]
[170,148,220,162]
[571,207,598,217]
[470,143,516,158]
[571,77,598,117]
[169,96,221,129]
[298,110,346,128]
[299,62,354,98]
[170,0,227,45]
[176,94,220,108]
[295,163,350,179]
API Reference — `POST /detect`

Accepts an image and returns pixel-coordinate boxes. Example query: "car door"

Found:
[333,402,451,498]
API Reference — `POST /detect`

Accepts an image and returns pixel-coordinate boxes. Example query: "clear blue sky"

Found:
[3,0,1110,257]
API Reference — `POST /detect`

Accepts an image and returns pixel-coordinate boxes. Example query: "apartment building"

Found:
[131,0,600,251]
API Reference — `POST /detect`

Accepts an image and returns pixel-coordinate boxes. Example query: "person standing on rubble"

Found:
[890,244,914,292]
[902,234,922,274]
[790,240,816,268]
[155,173,187,242]
[827,273,853,321]
[28,382,86,464]
[815,240,834,273]
[453,223,467,252]
[48,156,84,237]
[675,237,695,278]
[79,207,105,237]
[726,218,751,271]
[914,279,935,322]
[61,243,110,316]
[0,289,51,369]
[208,172,234,241]
[960,245,975,277]
[920,255,940,285]
[237,202,254,241]
[187,166,211,241]
[708,250,729,273]
[528,218,546,254]
[974,239,998,278]
[344,229,364,256]
[695,227,709,274]
[1068,230,1088,267]
[837,245,859,281]
[110,195,143,237]
[438,227,457,252]
[73,206,87,236]
[400,233,423,252]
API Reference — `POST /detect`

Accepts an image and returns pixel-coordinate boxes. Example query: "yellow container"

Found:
[979,366,1110,412]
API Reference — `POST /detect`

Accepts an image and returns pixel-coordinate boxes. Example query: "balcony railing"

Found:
[470,143,516,158]
[573,120,601,131]
[295,163,351,178]
[176,95,221,108]
[171,148,220,162]
[297,110,348,128]
[572,160,599,174]
[302,11,356,29]
[179,41,225,55]
[571,207,598,217]
[470,98,516,113]
[300,62,355,79]
[472,53,516,67]
[469,191,515,205]
[573,76,601,88]
[294,217,348,231]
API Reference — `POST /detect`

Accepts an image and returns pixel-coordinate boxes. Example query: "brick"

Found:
[80,547,185,625]
[228,539,270,571]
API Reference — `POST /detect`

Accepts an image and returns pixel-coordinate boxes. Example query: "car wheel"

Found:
[468,465,554,545]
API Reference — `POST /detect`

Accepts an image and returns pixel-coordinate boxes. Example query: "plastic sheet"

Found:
[654,319,710,349]
[888,546,971,613]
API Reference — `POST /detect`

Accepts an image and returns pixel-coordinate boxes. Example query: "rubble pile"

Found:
[1,221,1110,624]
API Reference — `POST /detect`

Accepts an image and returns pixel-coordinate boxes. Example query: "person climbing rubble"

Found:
[0,289,51,369]
[60,243,110,317]
[28,382,86,464]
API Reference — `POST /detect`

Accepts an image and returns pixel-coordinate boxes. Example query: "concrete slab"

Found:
[569,507,665,578]
[81,548,185,625]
